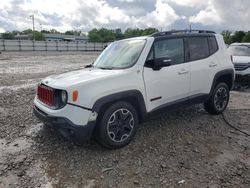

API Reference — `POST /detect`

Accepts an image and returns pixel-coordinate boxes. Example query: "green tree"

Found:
[221,30,232,44]
[142,28,159,36]
[41,30,51,33]
[231,31,246,43]
[88,28,115,42]
[124,28,143,38]
[65,30,81,36]
[21,29,33,35]
[87,27,168,42]
[1,32,14,39]
[114,28,124,40]
[32,31,45,41]
[50,29,60,34]
[11,30,21,36]
[242,32,250,42]
[88,28,102,42]
[98,28,115,42]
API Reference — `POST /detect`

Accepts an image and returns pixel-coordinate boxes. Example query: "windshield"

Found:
[228,45,250,56]
[93,39,146,69]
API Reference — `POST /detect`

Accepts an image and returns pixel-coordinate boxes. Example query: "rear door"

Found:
[143,37,190,112]
[187,36,219,96]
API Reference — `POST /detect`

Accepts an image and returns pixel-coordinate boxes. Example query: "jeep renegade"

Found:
[33,30,235,149]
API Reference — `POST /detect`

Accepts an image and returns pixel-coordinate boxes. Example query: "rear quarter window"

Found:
[187,37,210,61]
[208,36,218,55]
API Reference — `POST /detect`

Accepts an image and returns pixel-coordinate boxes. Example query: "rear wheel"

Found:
[204,82,230,115]
[95,101,139,149]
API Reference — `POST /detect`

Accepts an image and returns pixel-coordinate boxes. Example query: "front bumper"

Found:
[234,65,250,77]
[235,68,250,82]
[33,105,95,143]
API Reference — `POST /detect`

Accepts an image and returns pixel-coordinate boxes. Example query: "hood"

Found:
[232,56,250,64]
[42,68,124,89]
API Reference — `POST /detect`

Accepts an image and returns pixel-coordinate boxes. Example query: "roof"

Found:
[14,34,31,38]
[43,33,88,40]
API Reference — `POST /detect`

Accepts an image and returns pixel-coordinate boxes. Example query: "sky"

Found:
[0,0,250,33]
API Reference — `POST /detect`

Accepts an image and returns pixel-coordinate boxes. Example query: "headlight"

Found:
[61,90,67,104]
[54,90,67,109]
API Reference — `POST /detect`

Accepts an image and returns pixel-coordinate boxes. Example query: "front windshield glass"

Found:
[228,45,250,56]
[93,39,146,69]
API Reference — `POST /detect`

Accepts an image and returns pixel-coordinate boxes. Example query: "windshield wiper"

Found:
[85,64,94,68]
[97,66,114,70]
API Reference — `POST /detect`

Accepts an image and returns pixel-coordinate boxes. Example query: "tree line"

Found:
[221,30,250,44]
[88,28,159,42]
[0,29,85,41]
[90,29,250,43]
[1,28,250,44]
[0,28,159,42]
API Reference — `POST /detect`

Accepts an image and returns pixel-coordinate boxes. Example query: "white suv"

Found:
[228,43,250,79]
[33,30,235,149]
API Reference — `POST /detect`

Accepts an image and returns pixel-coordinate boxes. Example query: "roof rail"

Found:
[151,30,216,37]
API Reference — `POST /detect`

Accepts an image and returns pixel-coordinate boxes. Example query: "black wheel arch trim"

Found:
[92,90,147,122]
[209,68,234,96]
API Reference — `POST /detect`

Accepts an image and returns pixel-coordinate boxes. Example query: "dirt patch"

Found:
[0,52,249,188]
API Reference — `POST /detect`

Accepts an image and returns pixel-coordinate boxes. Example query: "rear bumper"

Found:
[33,105,95,143]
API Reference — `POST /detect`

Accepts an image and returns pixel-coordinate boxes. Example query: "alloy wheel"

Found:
[107,108,134,143]
[214,87,228,111]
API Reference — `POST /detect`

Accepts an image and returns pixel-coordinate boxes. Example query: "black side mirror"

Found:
[153,57,172,70]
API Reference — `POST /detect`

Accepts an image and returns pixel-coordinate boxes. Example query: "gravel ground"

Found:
[0,51,249,188]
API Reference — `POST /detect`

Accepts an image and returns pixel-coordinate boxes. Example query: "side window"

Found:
[154,38,184,65]
[208,36,218,55]
[187,37,209,61]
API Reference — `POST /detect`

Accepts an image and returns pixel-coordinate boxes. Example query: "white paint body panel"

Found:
[34,96,91,126]
[190,35,233,95]
[143,63,190,111]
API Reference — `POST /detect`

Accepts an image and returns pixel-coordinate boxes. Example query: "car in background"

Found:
[228,43,250,79]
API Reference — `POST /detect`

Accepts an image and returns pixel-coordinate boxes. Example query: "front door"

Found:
[143,37,190,112]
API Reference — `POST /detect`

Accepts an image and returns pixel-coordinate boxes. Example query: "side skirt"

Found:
[148,94,209,116]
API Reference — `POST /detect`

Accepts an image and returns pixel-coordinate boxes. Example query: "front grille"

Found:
[234,63,250,71]
[37,84,54,106]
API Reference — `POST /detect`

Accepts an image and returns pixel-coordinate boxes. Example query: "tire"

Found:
[95,101,139,149]
[204,82,230,115]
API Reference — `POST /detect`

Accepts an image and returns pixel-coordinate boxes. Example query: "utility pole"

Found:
[30,15,35,40]
[40,24,42,32]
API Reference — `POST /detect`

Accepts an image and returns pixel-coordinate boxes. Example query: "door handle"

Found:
[209,62,217,67]
[178,69,189,75]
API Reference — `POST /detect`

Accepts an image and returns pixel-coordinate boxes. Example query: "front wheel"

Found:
[95,101,139,149]
[204,82,230,115]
